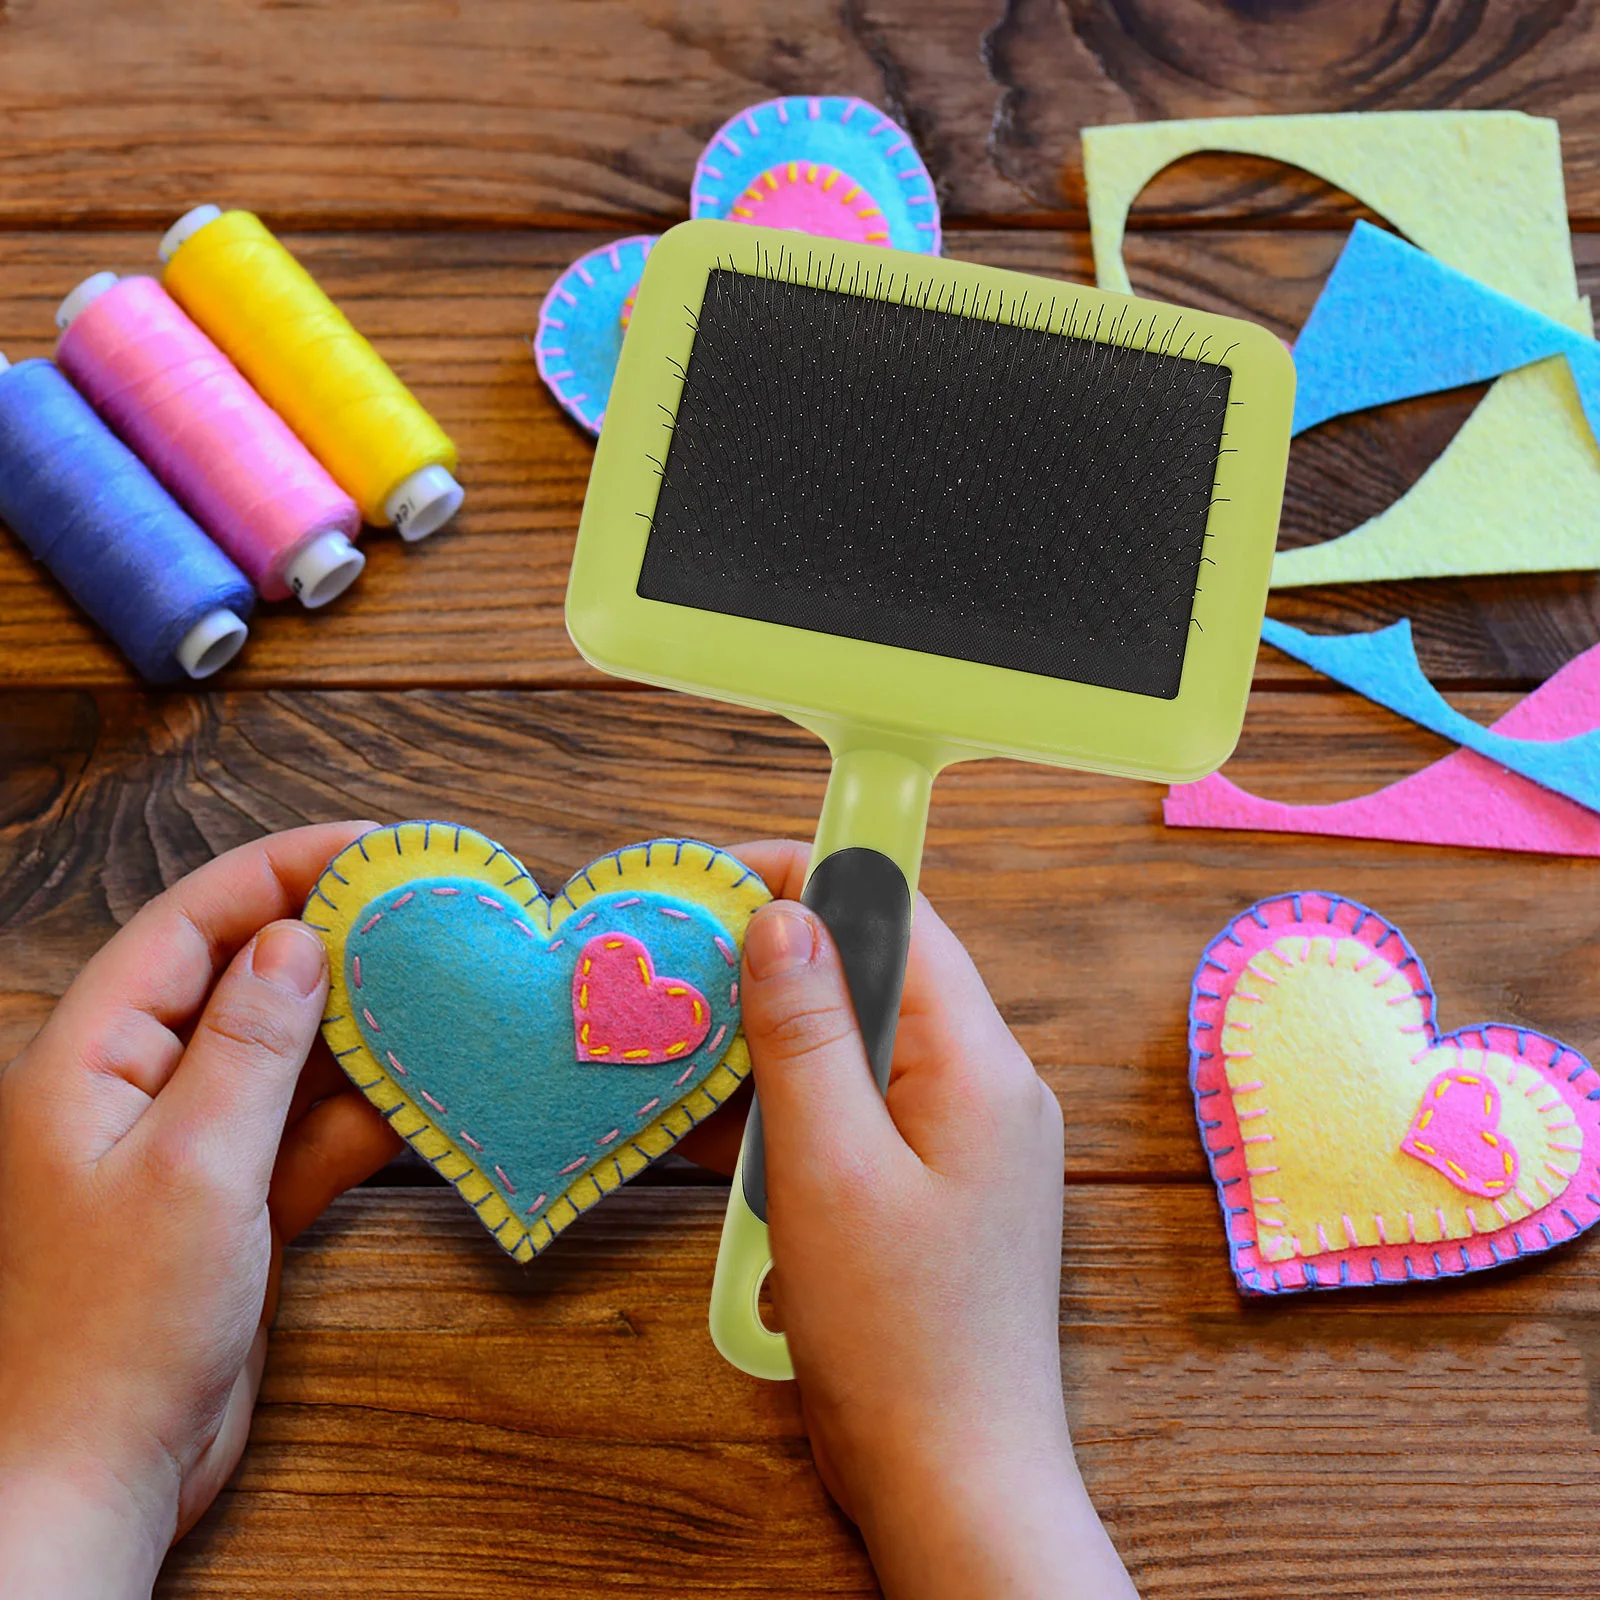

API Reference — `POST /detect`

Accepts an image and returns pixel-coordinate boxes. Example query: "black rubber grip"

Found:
[741,847,913,1221]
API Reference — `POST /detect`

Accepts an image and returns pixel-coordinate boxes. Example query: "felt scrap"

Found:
[1082,112,1600,587]
[1259,618,1600,814]
[1190,890,1600,1296]
[1165,638,1600,856]
[1293,220,1600,441]
[306,823,769,1262]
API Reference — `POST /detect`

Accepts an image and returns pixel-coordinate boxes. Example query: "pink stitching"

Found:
[1255,1194,1282,1205]
[1234,989,1262,1003]
[616,897,642,907]
[714,936,736,966]
[674,1062,697,1086]
[494,1164,516,1193]
[385,1049,408,1077]
[1546,1162,1573,1181]
[361,1007,381,1032]
[352,955,362,989]
[657,906,690,920]
[1375,1214,1388,1244]
[1231,1080,1264,1093]
[1242,1134,1274,1145]
[575,913,596,929]
[1237,1107,1270,1121]
[707,1024,726,1054]
[1223,1049,1255,1060]
[1257,1217,1285,1229]
[421,1089,447,1115]
[358,913,382,934]
[476,895,503,911]
[1515,1188,1537,1208]
[514,922,537,938]
[1435,1207,1449,1239]
[1246,1164,1279,1176]
[526,1192,547,1213]
[1465,1206,1479,1233]
[1342,1215,1359,1248]
[431,887,458,897]
[729,981,739,1006]
[548,938,564,951]
[460,1130,483,1151]
[596,1128,620,1146]
[636,1097,660,1118]
[1493,1198,1512,1222]
[1230,1020,1254,1032]
[559,1156,586,1175]
[393,891,415,908]
[1316,1223,1331,1252]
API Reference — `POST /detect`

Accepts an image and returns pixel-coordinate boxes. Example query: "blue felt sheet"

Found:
[1292,220,1600,442]
[1260,617,1600,814]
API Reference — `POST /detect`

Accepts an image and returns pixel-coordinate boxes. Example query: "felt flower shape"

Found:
[1191,891,1600,1295]
[534,94,941,434]
[306,822,769,1261]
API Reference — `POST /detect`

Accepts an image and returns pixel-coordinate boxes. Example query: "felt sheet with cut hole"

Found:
[1190,891,1600,1296]
[1165,640,1600,856]
[1294,220,1600,439]
[1081,112,1600,587]
[1259,618,1600,813]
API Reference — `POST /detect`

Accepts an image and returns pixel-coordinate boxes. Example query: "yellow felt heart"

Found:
[1220,933,1581,1264]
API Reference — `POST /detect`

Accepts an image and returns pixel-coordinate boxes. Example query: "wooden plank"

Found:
[1,1,1599,228]
[0,0,1010,228]
[155,1183,1600,1597]
[4,227,1600,690]
[984,0,1600,225]
[7,686,1597,1184]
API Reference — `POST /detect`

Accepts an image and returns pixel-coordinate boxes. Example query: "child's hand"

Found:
[727,840,1138,1600]
[0,822,400,1599]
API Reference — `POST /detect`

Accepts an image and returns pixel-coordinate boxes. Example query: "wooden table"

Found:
[4,3,1600,1594]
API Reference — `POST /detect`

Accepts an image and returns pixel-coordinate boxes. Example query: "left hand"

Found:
[0,822,401,1597]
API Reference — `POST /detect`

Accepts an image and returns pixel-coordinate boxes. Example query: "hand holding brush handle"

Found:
[726,838,1140,1600]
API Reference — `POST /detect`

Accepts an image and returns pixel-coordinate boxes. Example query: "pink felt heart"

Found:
[1401,1068,1522,1198]
[573,931,713,1065]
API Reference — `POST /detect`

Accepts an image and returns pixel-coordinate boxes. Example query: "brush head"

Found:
[639,267,1233,701]
[568,221,1294,779]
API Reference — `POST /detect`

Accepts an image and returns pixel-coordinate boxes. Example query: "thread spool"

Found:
[0,355,252,681]
[56,272,365,608]
[159,205,463,540]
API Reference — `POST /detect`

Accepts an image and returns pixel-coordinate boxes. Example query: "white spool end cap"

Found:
[56,271,119,331]
[386,464,464,541]
[176,608,248,680]
[159,203,224,264]
[286,529,366,609]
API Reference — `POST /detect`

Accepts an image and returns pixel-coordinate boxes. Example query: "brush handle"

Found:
[710,747,932,1380]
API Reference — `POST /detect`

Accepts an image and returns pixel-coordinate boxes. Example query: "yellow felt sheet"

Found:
[1082,112,1600,586]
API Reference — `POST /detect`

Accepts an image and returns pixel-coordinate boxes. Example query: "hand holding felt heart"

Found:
[305,823,768,1260]
[1190,892,1600,1294]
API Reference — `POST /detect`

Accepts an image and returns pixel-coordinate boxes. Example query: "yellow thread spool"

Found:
[159,205,462,539]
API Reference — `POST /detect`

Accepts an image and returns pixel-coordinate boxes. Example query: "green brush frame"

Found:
[567,219,1294,1380]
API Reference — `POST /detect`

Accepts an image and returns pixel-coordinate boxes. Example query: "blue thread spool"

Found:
[0,354,253,681]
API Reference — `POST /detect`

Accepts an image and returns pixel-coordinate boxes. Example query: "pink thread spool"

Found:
[55,272,364,607]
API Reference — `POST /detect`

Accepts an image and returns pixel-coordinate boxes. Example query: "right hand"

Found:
[725,840,1139,1600]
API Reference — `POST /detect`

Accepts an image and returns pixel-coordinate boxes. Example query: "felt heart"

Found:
[306,823,769,1261]
[1190,892,1600,1294]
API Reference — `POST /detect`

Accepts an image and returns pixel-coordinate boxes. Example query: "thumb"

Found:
[740,902,900,1203]
[148,920,329,1194]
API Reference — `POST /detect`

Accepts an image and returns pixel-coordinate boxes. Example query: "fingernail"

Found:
[744,904,817,981]
[252,921,327,998]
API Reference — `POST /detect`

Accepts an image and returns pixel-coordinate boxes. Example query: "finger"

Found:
[269,1090,402,1244]
[740,902,902,1209]
[284,1035,350,1130]
[50,821,374,1045]
[725,838,812,902]
[143,919,331,1195]
[888,896,1052,1169]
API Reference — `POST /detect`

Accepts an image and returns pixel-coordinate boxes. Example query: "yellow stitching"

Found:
[1412,1140,1437,1155]
[667,986,686,995]
[1446,1159,1469,1181]
[821,169,838,190]
[579,982,588,1010]
[1418,1109,1433,1130]
[589,1044,611,1056]
[604,938,624,949]
[667,1040,687,1055]
[637,954,651,985]
[623,1048,651,1060]
[1482,1130,1498,1146]
[787,161,797,182]
[763,171,778,190]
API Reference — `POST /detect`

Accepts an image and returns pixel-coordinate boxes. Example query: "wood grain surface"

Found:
[2,2,1599,1595]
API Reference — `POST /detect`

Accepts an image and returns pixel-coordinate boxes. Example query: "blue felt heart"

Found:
[307,823,769,1260]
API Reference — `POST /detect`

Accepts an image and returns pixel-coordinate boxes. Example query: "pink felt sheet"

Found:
[1166,642,1600,855]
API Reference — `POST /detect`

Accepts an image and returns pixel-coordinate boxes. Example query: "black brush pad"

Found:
[637,269,1233,700]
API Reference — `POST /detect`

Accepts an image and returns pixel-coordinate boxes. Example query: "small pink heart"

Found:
[1401,1068,1521,1198]
[573,931,712,1066]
